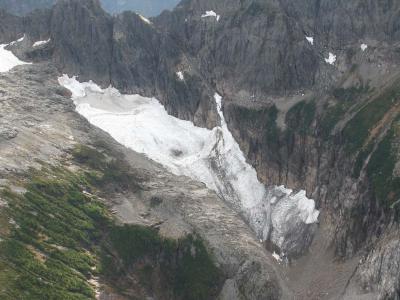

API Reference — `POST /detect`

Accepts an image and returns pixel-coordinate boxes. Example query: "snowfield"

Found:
[59,75,319,249]
[0,38,31,72]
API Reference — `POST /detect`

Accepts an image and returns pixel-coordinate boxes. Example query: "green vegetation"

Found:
[319,85,370,139]
[109,225,164,265]
[343,83,400,153]
[0,145,222,299]
[72,144,107,170]
[332,86,370,103]
[72,144,141,192]
[104,225,222,300]
[352,143,374,178]
[286,100,316,135]
[366,123,400,213]
[0,166,105,299]
[264,105,279,144]
[172,236,222,300]
[232,104,279,146]
[319,102,348,139]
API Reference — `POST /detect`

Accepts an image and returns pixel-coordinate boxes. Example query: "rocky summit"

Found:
[0,0,399,299]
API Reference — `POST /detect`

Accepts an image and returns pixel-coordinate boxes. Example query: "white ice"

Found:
[58,75,319,244]
[306,36,314,45]
[176,71,184,81]
[33,38,51,47]
[325,52,336,65]
[201,10,220,21]
[0,38,31,73]
[361,44,368,51]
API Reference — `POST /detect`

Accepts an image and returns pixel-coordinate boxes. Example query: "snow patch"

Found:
[272,252,283,263]
[9,34,25,46]
[58,75,319,247]
[138,14,151,25]
[201,10,220,21]
[176,71,184,81]
[325,52,336,65]
[0,38,31,72]
[306,36,314,45]
[361,43,368,51]
[33,38,50,47]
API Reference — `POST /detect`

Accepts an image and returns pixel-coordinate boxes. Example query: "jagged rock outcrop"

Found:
[110,10,217,126]
[51,0,113,84]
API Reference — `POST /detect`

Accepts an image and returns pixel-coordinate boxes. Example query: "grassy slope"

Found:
[0,145,222,299]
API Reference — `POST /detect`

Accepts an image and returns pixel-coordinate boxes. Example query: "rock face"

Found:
[158,0,319,96]
[356,228,400,299]
[0,9,23,43]
[110,10,217,127]
[51,0,113,85]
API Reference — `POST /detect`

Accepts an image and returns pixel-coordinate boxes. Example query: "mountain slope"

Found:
[0,0,400,299]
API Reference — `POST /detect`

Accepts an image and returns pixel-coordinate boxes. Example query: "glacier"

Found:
[59,75,319,253]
